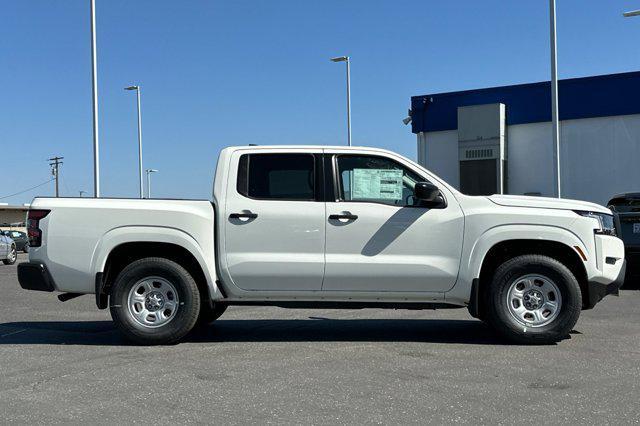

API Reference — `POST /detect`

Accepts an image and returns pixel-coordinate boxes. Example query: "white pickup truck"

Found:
[18,145,625,345]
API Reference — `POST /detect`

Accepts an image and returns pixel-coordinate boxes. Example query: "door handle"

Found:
[229,212,258,219]
[329,213,358,221]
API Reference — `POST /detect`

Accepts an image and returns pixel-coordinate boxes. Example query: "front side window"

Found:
[237,153,315,200]
[336,155,427,207]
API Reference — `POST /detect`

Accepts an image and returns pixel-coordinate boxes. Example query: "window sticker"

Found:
[352,169,403,200]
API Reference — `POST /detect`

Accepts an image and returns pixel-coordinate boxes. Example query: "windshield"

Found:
[608,197,640,213]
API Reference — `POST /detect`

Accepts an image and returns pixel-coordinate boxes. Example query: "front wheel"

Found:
[486,254,582,344]
[109,257,200,345]
[3,245,17,265]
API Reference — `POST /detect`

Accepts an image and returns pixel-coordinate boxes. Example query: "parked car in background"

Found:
[1,230,29,252]
[608,193,640,287]
[0,232,17,265]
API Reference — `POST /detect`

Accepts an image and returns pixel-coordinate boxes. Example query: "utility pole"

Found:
[48,156,64,197]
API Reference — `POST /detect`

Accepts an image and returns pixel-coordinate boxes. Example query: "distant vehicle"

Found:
[1,230,29,253]
[0,232,17,265]
[17,145,625,345]
[608,193,640,286]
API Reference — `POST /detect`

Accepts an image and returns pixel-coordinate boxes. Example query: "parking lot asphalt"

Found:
[1,253,639,424]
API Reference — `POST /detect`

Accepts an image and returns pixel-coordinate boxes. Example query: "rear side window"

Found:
[237,154,315,200]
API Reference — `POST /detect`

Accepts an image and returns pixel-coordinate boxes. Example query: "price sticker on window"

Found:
[352,169,403,200]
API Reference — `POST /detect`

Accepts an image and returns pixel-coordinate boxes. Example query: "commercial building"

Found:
[410,71,640,205]
[0,204,29,230]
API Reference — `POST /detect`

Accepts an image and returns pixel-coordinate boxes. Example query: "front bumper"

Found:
[585,259,626,309]
[17,262,56,292]
[623,248,640,285]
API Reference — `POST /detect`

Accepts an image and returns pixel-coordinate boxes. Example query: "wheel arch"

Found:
[92,226,219,309]
[470,238,589,319]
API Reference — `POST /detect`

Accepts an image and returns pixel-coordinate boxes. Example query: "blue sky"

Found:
[2,0,640,203]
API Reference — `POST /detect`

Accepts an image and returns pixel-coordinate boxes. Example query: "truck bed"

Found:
[27,197,216,294]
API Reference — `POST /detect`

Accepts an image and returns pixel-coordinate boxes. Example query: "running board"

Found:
[225,301,459,310]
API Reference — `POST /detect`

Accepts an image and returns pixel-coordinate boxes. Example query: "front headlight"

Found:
[574,210,616,236]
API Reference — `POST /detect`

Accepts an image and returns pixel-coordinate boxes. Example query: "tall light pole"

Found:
[550,0,561,198]
[90,0,100,197]
[330,56,351,146]
[146,169,158,198]
[125,85,144,198]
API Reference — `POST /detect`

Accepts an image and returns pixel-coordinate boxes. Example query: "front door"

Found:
[323,153,464,293]
[223,150,326,292]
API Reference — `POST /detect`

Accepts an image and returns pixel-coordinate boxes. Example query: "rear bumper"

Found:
[17,262,56,292]
[586,259,626,309]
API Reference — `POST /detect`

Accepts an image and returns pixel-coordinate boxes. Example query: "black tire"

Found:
[23,244,29,254]
[3,245,17,265]
[109,257,200,345]
[486,254,582,345]
[197,302,228,326]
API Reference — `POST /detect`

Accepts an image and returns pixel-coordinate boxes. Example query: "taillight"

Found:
[27,209,50,247]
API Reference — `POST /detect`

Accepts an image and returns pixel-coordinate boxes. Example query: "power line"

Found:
[0,179,55,200]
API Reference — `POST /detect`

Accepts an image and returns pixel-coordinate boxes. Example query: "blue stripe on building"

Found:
[411,70,640,134]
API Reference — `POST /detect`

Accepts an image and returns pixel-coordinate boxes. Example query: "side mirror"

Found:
[414,182,441,204]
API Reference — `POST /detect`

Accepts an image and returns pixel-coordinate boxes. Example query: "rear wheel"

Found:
[3,245,16,265]
[486,254,582,344]
[109,257,200,345]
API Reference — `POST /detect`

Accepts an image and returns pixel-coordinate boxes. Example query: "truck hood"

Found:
[487,194,611,214]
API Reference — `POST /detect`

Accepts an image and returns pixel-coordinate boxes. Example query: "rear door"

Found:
[222,149,326,291]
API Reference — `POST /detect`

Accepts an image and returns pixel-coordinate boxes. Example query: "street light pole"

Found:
[146,169,158,198]
[90,0,100,197]
[125,85,144,198]
[550,0,561,198]
[330,56,352,146]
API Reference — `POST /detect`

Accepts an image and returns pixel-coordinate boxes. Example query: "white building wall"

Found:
[560,114,640,205]
[417,113,640,205]
[418,130,459,188]
[507,122,556,197]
